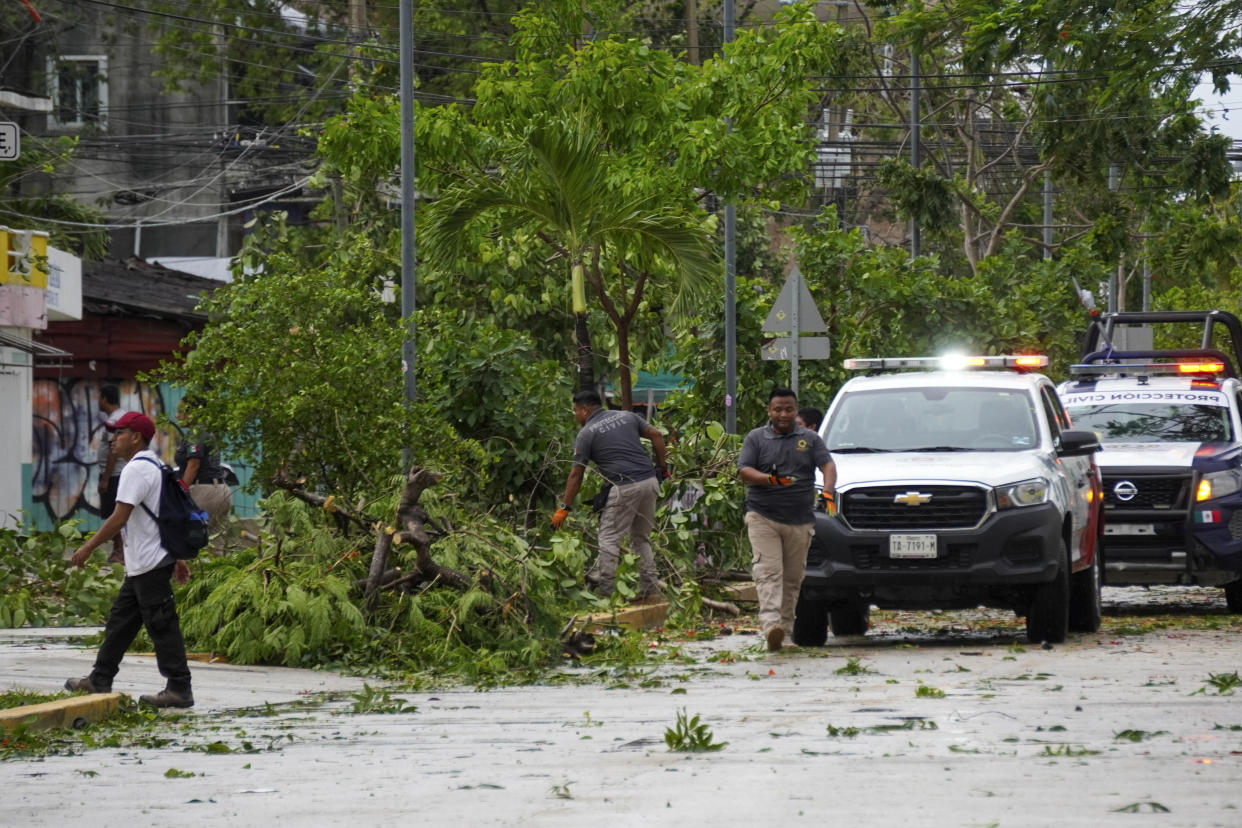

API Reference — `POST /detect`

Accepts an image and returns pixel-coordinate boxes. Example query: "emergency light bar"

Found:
[844,355,1049,372]
[1069,361,1227,377]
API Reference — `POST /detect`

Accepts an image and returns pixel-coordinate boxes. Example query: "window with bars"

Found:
[49,56,108,129]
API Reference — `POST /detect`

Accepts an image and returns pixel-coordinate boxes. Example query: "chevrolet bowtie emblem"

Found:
[894,491,932,506]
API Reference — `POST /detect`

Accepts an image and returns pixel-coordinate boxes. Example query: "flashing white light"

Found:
[844,355,1048,372]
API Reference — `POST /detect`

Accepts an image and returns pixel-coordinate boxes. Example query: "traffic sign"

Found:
[762,264,826,333]
[0,122,18,161]
[761,337,831,361]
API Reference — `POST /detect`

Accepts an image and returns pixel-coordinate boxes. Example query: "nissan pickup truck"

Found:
[1056,310,1242,612]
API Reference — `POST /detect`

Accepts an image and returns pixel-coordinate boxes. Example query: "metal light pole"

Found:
[400,0,418,462]
[909,44,921,259]
[723,0,737,434]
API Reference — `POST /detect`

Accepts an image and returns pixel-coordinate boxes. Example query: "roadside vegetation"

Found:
[7,0,1242,686]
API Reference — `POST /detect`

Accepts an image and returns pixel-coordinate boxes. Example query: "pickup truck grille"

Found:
[841,485,988,529]
[1101,473,1190,512]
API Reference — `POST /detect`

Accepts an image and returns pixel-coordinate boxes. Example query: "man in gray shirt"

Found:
[552,390,669,601]
[738,387,836,651]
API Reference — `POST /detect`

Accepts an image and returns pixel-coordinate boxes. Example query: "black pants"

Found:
[90,563,192,694]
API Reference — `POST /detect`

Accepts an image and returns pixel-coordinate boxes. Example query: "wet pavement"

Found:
[3,586,1240,827]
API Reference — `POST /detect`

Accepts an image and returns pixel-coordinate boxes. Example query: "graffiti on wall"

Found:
[30,378,169,526]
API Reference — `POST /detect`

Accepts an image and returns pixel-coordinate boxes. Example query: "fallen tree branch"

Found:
[270,472,377,534]
[386,466,470,593]
[701,597,740,616]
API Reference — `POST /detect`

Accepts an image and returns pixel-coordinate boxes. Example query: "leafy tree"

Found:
[840,0,1241,284]
[423,118,718,402]
[147,217,485,501]
[417,2,854,408]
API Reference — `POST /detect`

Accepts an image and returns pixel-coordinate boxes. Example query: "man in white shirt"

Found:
[65,411,194,709]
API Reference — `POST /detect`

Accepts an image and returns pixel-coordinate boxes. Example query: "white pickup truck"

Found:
[797,355,1103,645]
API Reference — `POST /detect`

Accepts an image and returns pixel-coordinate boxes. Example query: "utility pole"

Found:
[1042,171,1053,260]
[723,0,737,434]
[400,0,417,461]
[686,0,699,65]
[1108,163,1120,313]
[909,43,920,259]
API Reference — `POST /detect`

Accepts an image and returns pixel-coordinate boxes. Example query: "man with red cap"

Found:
[65,411,194,708]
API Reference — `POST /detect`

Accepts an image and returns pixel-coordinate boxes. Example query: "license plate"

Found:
[890,534,938,559]
[1104,523,1156,536]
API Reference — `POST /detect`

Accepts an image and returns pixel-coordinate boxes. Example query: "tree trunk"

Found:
[616,317,633,411]
[574,311,595,392]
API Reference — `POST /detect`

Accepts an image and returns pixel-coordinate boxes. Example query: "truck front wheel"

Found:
[1027,541,1070,644]
[1225,579,1242,613]
[792,595,829,646]
[1068,544,1102,633]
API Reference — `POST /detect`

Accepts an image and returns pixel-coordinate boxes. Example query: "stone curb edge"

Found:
[0,693,125,733]
[581,582,758,632]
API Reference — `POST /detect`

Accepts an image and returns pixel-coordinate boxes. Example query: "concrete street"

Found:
[2,586,1240,827]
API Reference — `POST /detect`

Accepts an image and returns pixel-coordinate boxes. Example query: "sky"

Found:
[1195,76,1242,141]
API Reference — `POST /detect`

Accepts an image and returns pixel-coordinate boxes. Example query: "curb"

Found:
[579,582,759,632]
[583,601,669,633]
[717,582,758,602]
[0,693,125,733]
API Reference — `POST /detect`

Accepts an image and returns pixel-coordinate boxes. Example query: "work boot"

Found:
[64,676,110,694]
[766,627,785,652]
[139,688,194,709]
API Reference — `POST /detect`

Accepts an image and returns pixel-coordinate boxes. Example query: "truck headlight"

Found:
[1196,469,1242,501]
[997,478,1049,509]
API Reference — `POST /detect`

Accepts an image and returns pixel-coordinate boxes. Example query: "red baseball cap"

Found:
[106,411,156,441]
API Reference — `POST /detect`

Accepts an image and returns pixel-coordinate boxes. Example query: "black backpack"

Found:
[134,456,211,560]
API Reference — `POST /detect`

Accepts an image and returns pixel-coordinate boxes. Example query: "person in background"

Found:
[174,396,233,541]
[97,384,130,565]
[66,412,194,709]
[738,387,836,652]
[797,406,824,433]
[552,390,669,602]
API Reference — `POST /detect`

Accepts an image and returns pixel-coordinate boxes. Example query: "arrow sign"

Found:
[762,265,826,333]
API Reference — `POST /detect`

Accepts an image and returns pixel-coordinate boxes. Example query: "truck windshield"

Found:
[1064,403,1231,443]
[825,387,1038,452]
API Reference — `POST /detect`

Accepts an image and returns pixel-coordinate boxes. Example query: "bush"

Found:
[0,522,121,628]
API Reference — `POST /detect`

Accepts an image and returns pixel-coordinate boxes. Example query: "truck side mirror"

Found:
[1058,429,1101,456]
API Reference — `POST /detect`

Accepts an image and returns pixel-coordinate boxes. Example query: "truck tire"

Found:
[1068,546,1102,633]
[1225,579,1242,613]
[1026,541,1070,644]
[830,604,870,637]
[793,595,829,646]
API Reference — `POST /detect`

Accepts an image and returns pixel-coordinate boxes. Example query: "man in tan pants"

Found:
[738,387,836,651]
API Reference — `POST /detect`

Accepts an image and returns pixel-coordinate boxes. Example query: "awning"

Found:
[0,328,73,368]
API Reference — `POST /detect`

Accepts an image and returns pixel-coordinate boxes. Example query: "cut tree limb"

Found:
[364,466,470,600]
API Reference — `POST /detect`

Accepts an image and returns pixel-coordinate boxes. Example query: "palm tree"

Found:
[423,118,718,408]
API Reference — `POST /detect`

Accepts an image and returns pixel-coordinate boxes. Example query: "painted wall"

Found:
[23,377,257,531]
[0,342,33,530]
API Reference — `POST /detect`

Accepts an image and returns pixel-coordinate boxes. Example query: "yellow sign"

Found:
[1,226,49,288]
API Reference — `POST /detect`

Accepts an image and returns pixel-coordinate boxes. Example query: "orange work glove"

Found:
[820,491,837,516]
[768,474,795,486]
[551,506,571,529]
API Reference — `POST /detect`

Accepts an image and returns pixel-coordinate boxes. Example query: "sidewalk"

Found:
[0,627,373,727]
